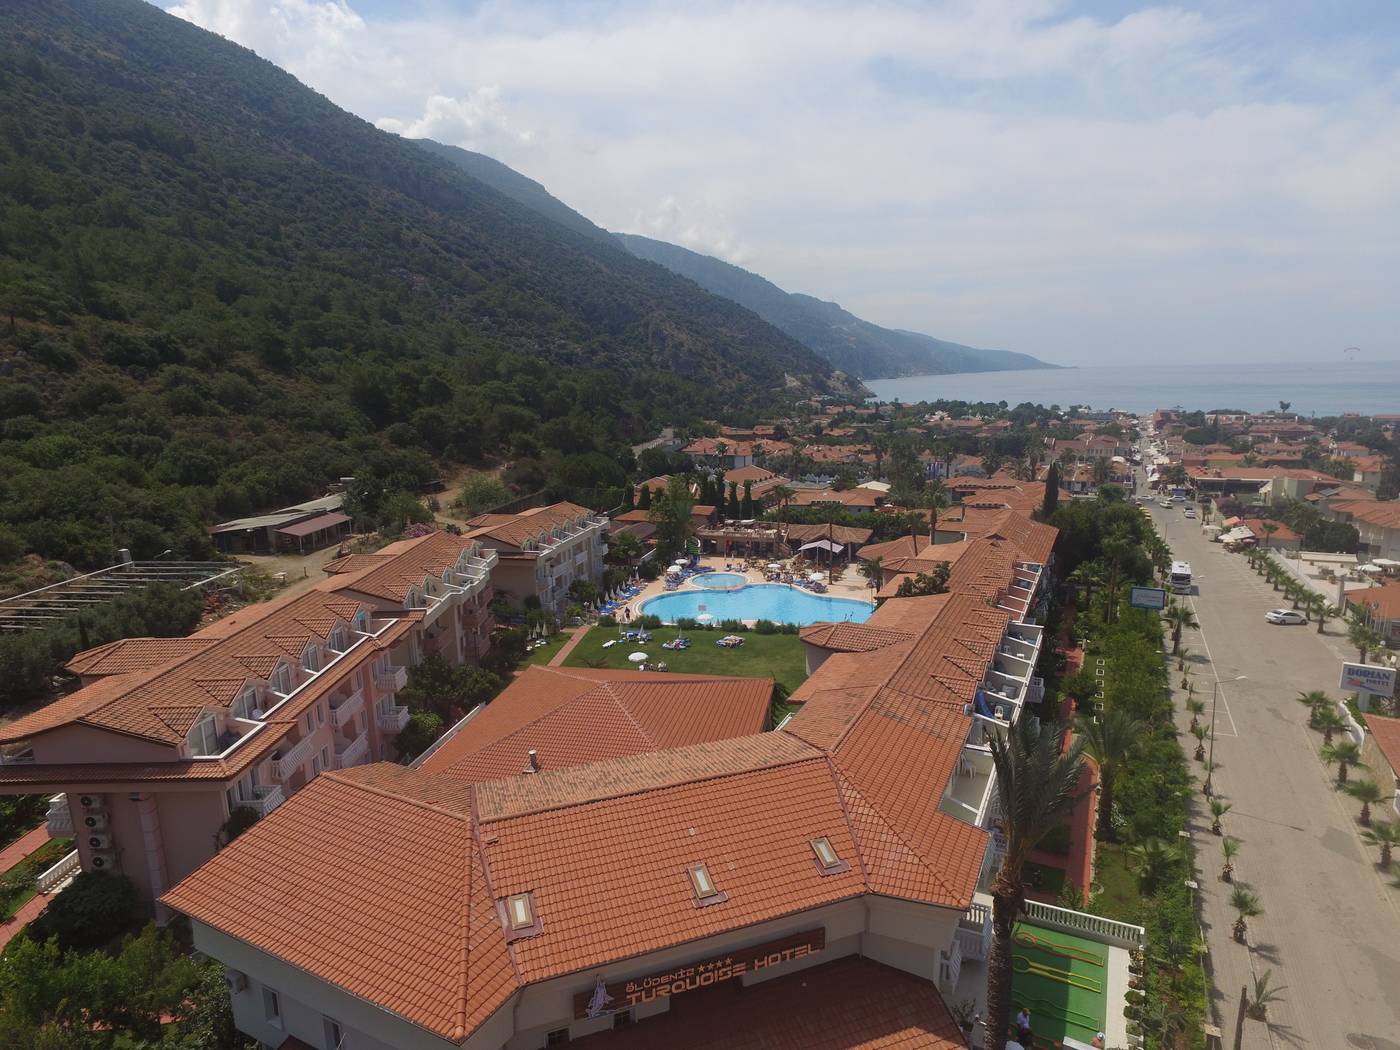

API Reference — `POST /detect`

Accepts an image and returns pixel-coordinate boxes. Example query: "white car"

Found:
[1182,507,1196,518]
[1158,499,1173,509]
[1265,609,1307,625]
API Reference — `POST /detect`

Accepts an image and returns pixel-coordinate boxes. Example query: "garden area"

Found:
[562,623,809,695]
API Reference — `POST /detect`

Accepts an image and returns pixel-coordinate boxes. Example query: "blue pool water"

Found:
[641,583,874,626]
[691,572,747,589]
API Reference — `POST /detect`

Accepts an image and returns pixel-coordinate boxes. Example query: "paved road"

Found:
[1146,491,1400,1049]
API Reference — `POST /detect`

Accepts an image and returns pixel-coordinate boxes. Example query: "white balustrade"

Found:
[272,733,316,780]
[36,850,80,894]
[377,705,410,733]
[331,688,365,729]
[938,936,963,992]
[46,794,72,836]
[375,665,408,692]
[233,784,285,817]
[335,733,370,769]
[1022,898,1146,947]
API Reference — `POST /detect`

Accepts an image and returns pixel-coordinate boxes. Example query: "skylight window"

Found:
[507,892,534,929]
[810,836,850,875]
[687,863,727,906]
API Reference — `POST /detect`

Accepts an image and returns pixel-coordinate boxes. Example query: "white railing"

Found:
[272,734,315,780]
[37,849,80,893]
[233,784,285,817]
[1339,700,1366,747]
[46,794,72,836]
[331,688,365,729]
[955,923,989,963]
[377,705,410,733]
[335,733,369,770]
[938,935,963,992]
[374,665,408,693]
[1022,899,1146,947]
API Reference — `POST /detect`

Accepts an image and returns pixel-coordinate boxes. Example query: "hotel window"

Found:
[316,704,324,726]
[328,627,347,653]
[312,754,321,776]
[323,1017,344,1049]
[271,665,292,695]
[612,1011,632,1029]
[356,610,369,632]
[189,714,219,756]
[262,987,281,1026]
[545,1028,570,1047]
[303,643,320,673]
[321,746,330,769]
[231,686,258,721]
[305,711,315,735]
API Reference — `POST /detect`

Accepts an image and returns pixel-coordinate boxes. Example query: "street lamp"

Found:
[1205,674,1247,797]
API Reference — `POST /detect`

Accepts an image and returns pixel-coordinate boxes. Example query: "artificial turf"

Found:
[1009,922,1109,1048]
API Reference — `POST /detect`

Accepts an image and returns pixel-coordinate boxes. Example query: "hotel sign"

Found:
[1129,586,1167,610]
[1340,662,1396,698]
[573,928,825,1019]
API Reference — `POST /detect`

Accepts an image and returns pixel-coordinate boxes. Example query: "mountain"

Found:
[412,139,616,247]
[614,233,1058,380]
[0,0,860,572]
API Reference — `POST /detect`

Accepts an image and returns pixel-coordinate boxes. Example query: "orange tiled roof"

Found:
[464,502,597,551]
[325,531,483,603]
[64,637,218,678]
[418,667,773,783]
[1366,714,1400,776]
[798,622,913,653]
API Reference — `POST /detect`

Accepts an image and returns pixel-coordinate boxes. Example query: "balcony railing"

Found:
[374,665,408,693]
[272,734,315,781]
[46,794,72,836]
[1022,899,1146,948]
[37,850,80,894]
[331,688,365,729]
[335,733,370,770]
[233,784,285,818]
[377,705,410,733]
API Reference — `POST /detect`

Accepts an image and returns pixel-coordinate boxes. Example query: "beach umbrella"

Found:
[628,651,648,663]
[696,613,714,624]
[767,562,782,571]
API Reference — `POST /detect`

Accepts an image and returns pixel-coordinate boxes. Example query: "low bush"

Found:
[27,871,140,952]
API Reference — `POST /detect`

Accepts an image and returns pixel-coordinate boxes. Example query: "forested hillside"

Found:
[0,0,857,573]
[614,233,1058,379]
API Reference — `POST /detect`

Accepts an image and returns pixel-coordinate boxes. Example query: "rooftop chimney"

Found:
[524,749,540,774]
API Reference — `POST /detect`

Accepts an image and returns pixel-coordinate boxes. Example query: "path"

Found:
[548,625,592,667]
[0,892,50,951]
[0,825,49,874]
[0,824,60,951]
[1149,495,1400,1049]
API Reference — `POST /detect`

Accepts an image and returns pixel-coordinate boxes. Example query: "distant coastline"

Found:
[863,360,1400,416]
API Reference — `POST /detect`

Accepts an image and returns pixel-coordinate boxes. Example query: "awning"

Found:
[275,512,351,538]
[799,539,844,554]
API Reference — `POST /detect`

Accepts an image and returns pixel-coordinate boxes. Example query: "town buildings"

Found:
[160,510,1068,1050]
[463,503,608,617]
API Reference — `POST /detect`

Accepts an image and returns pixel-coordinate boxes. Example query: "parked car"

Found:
[1265,609,1307,625]
[1183,507,1196,518]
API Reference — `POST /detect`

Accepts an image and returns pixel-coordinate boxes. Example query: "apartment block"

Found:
[463,503,607,618]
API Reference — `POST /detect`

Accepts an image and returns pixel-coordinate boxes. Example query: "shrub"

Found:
[719,618,745,632]
[27,872,139,951]
[637,614,663,629]
[395,710,445,761]
[754,619,778,635]
[675,617,699,630]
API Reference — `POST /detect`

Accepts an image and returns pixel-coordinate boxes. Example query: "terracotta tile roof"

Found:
[784,523,874,547]
[329,530,484,603]
[163,767,516,1042]
[1346,580,1400,620]
[1366,714,1400,776]
[463,502,598,551]
[418,667,773,783]
[724,464,776,484]
[1332,500,1400,530]
[799,623,913,653]
[64,637,218,678]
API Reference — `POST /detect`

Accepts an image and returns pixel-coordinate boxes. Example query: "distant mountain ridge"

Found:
[411,139,1055,380]
[614,234,1059,380]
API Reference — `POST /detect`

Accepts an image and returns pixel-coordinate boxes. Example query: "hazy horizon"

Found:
[161,0,1400,368]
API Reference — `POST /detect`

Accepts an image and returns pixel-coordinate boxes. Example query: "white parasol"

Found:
[628,651,648,663]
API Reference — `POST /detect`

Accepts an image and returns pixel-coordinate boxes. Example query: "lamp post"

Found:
[1206,674,1247,797]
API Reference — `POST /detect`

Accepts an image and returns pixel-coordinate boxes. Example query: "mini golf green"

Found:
[1009,922,1108,1047]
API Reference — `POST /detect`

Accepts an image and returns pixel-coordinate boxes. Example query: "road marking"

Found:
[1181,593,1241,737]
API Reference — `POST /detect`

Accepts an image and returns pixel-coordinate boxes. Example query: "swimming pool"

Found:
[640,583,874,626]
[690,572,747,589]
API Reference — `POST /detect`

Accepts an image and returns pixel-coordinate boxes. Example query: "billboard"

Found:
[1129,586,1167,610]
[1340,662,1396,698]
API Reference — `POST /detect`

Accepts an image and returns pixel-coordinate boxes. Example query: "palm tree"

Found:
[1314,599,1340,635]
[1185,696,1206,732]
[922,483,951,543]
[1230,886,1262,942]
[1295,689,1330,728]
[1220,836,1239,882]
[1126,837,1180,893]
[1068,562,1106,608]
[1321,740,1366,786]
[1163,602,1198,655]
[983,719,1087,1050]
[1361,821,1400,870]
[1246,969,1287,1020]
[1176,646,1192,673]
[1347,611,1383,664]
[1345,779,1391,826]
[1209,798,1232,835]
[1191,724,1208,762]
[1313,707,1346,746]
[1079,709,1141,840]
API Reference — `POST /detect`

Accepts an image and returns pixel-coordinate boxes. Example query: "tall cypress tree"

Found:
[1042,462,1060,518]
[741,480,755,519]
[638,486,652,510]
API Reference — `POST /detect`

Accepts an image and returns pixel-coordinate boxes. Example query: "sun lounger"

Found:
[602,639,617,648]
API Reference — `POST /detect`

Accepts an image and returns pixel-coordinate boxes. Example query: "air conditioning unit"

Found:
[225,970,248,994]
[81,813,107,831]
[78,794,106,811]
[89,850,117,871]
[85,832,112,851]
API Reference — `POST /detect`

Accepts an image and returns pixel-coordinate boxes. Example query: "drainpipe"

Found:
[134,794,170,919]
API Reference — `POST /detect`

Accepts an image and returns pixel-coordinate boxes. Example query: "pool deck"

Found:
[616,561,877,623]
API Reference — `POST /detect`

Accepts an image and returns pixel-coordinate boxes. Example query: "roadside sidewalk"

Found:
[0,825,49,875]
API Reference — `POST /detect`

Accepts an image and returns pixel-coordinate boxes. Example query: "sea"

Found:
[862,360,1400,417]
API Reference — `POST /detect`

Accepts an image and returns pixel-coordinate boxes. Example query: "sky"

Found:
[158,0,1400,367]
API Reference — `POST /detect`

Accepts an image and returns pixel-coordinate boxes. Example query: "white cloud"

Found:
[161,0,1400,364]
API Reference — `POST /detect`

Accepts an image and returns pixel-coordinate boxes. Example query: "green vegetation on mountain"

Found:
[0,0,857,575]
[613,233,1058,379]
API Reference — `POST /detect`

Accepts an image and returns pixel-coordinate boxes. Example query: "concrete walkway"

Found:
[0,825,49,875]
[1151,500,1400,1049]
[547,625,591,667]
[0,892,50,951]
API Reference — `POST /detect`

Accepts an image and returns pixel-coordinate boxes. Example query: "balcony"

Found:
[37,850,80,894]
[233,784,285,818]
[335,732,370,770]
[374,665,408,693]
[939,746,996,827]
[377,705,410,733]
[272,734,316,781]
[331,688,365,729]
[46,794,72,836]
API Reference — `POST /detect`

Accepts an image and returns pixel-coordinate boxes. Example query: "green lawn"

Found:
[1011,921,1109,1047]
[523,631,572,667]
[1088,842,1144,925]
[562,626,809,694]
